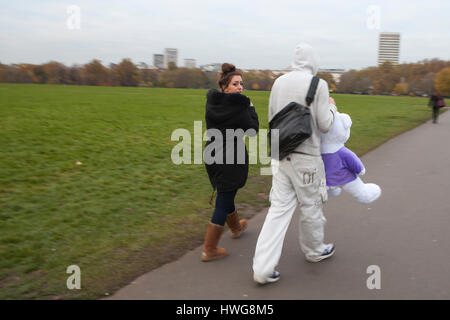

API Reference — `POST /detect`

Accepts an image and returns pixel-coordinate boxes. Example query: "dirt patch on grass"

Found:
[0,273,21,289]
[0,269,51,300]
[96,231,206,299]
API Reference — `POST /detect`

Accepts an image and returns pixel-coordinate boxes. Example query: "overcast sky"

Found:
[1,0,449,70]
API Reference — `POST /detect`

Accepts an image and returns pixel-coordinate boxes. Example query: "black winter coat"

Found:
[204,89,259,192]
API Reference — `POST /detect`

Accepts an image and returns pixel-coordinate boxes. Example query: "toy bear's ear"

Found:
[340,113,352,129]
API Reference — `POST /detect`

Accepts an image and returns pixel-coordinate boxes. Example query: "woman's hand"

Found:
[328,97,336,105]
[249,100,254,107]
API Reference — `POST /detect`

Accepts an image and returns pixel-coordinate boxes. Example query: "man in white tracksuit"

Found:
[253,43,338,284]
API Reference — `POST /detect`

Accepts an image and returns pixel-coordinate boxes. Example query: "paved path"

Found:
[110,110,450,300]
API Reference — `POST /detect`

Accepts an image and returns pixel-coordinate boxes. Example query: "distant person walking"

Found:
[202,63,259,262]
[253,43,337,284]
[429,90,446,124]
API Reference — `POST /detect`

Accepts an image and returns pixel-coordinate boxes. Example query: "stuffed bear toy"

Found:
[320,112,381,203]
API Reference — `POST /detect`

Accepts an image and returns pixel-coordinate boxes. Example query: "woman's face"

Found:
[223,75,243,94]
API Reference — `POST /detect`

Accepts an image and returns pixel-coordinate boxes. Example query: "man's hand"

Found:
[328,97,336,105]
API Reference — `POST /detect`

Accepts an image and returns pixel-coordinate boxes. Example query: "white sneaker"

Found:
[306,244,335,263]
[253,271,281,284]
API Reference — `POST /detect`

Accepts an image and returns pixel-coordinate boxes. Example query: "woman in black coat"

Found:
[201,63,259,261]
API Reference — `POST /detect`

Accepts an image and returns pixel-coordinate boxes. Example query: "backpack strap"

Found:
[306,76,320,106]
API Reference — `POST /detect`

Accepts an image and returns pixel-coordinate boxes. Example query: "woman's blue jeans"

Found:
[211,190,238,226]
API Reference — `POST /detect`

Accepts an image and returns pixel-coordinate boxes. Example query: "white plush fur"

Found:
[321,112,381,204]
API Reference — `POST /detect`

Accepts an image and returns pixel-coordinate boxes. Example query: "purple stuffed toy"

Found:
[320,112,381,203]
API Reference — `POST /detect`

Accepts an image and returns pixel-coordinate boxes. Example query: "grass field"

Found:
[0,83,439,299]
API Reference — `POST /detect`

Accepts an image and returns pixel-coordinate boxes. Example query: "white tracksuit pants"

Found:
[253,153,329,279]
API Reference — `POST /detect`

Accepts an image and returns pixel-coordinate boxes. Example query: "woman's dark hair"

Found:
[218,63,242,91]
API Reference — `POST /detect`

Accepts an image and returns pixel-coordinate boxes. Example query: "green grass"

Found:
[0,84,439,299]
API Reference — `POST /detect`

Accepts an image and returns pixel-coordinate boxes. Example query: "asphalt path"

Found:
[109,109,450,300]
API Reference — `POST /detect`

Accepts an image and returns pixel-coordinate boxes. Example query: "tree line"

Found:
[0,59,272,90]
[1,58,449,95]
[337,59,450,96]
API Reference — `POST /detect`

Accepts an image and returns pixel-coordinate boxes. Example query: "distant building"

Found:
[200,63,222,72]
[137,62,157,70]
[164,48,178,68]
[153,54,164,69]
[270,68,291,76]
[184,59,196,69]
[137,62,148,69]
[378,32,401,66]
[318,68,346,83]
[268,67,345,83]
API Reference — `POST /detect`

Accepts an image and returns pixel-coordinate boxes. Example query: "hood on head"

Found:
[320,112,352,154]
[291,42,320,75]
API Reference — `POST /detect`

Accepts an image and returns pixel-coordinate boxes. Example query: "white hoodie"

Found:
[269,43,337,156]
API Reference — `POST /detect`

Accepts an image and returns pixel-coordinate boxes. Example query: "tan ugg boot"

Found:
[201,222,228,262]
[226,211,248,239]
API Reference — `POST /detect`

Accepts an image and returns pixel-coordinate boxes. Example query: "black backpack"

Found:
[268,76,320,160]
